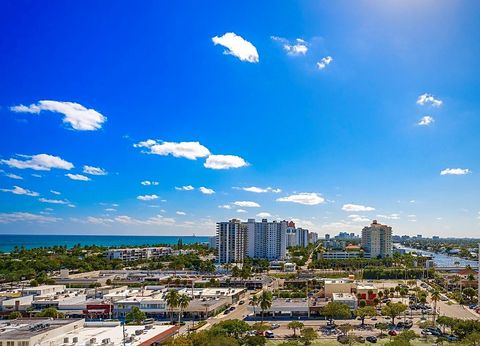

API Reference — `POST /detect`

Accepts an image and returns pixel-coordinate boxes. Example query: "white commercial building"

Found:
[104,247,172,261]
[361,220,393,258]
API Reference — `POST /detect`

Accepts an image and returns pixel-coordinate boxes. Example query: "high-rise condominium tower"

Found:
[361,220,393,258]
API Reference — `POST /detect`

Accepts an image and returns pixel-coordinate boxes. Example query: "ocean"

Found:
[0,234,210,253]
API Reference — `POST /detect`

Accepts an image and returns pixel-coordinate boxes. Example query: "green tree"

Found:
[258,290,273,323]
[37,307,65,318]
[300,327,317,346]
[376,322,389,337]
[244,335,266,346]
[381,302,407,325]
[430,290,441,325]
[249,295,259,316]
[29,279,38,287]
[165,289,180,323]
[125,306,146,324]
[209,319,251,339]
[322,302,351,323]
[178,293,191,324]
[8,311,22,319]
[355,306,376,326]
[287,321,304,337]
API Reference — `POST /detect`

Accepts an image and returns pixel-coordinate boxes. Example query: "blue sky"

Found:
[1,0,479,237]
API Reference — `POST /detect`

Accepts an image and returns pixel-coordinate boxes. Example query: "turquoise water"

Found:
[0,234,210,252]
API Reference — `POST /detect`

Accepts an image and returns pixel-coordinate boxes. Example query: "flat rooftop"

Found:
[0,319,82,340]
[49,324,177,345]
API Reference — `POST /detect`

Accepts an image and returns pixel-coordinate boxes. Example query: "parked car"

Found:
[447,335,458,342]
[229,306,235,311]
[238,300,245,305]
[388,330,398,336]
[366,336,377,343]
[271,323,280,329]
[265,330,274,339]
[223,310,229,315]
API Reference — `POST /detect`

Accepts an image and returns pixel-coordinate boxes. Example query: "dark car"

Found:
[223,310,229,315]
[229,306,235,311]
[447,335,458,342]
[366,336,377,343]
[238,300,245,305]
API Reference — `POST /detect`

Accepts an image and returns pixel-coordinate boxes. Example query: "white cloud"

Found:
[134,140,210,160]
[176,211,187,216]
[212,32,259,63]
[105,208,116,212]
[1,186,39,197]
[114,214,176,226]
[0,212,60,223]
[440,168,471,175]
[342,203,375,212]
[137,194,159,201]
[236,209,247,213]
[256,212,272,218]
[317,56,333,70]
[11,100,106,130]
[5,173,22,180]
[199,186,215,194]
[348,214,370,222]
[234,201,260,208]
[50,190,61,195]
[376,213,400,220]
[418,116,434,126]
[39,197,69,204]
[141,180,159,186]
[175,185,195,191]
[276,192,325,205]
[271,36,308,56]
[416,93,443,107]
[242,186,281,193]
[65,173,90,181]
[291,218,315,228]
[1,154,73,171]
[204,155,248,169]
[218,204,232,209]
[83,165,107,175]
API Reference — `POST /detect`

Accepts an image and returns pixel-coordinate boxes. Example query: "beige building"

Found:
[324,279,354,298]
[361,220,392,258]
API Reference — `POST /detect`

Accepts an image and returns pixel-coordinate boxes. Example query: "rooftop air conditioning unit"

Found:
[90,337,97,344]
[101,338,110,344]
[64,337,69,343]
[73,337,78,343]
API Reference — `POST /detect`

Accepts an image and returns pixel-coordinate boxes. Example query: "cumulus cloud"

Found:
[416,93,443,107]
[5,173,22,180]
[418,116,434,126]
[256,212,272,218]
[175,185,195,191]
[39,197,69,204]
[212,32,259,63]
[218,204,232,209]
[0,212,60,223]
[376,213,400,220]
[137,194,159,201]
[134,140,210,160]
[348,214,370,222]
[50,190,61,195]
[11,100,106,130]
[242,186,281,193]
[199,186,215,194]
[276,192,325,205]
[176,211,187,215]
[83,165,107,175]
[141,180,159,186]
[317,56,333,70]
[236,209,247,213]
[234,201,260,208]
[440,168,471,175]
[1,186,39,197]
[204,154,248,169]
[342,203,375,212]
[1,154,73,171]
[114,214,176,226]
[65,173,90,181]
[271,36,308,56]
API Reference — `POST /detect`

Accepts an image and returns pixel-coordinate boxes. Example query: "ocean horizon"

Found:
[0,234,211,253]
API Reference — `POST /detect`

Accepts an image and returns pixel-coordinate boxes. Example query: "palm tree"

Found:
[430,290,441,326]
[258,290,273,323]
[249,295,259,316]
[165,289,180,324]
[178,293,191,324]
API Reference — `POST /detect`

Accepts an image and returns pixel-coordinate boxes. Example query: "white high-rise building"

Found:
[308,232,319,244]
[246,218,287,260]
[361,220,392,258]
[216,219,247,264]
[296,228,309,247]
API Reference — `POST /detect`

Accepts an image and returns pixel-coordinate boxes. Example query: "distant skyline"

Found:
[1,1,480,237]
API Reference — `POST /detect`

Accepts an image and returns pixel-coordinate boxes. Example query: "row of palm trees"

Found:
[165,289,191,324]
[248,290,273,322]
